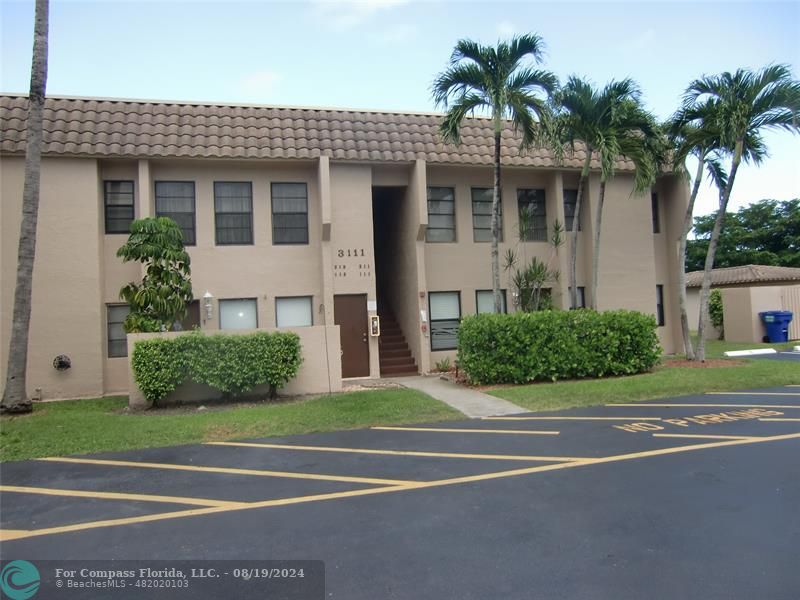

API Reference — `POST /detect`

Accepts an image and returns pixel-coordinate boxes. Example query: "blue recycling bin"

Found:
[759,311,793,343]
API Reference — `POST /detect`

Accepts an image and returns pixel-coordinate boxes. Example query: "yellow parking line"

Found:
[6,432,800,542]
[0,485,245,508]
[652,433,757,441]
[706,392,800,396]
[37,456,416,487]
[394,431,800,488]
[759,418,800,422]
[206,441,584,462]
[606,403,800,409]
[370,426,559,436]
[0,484,416,542]
[483,416,663,421]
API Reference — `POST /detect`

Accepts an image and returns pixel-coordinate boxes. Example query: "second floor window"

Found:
[517,189,547,241]
[155,181,196,245]
[563,189,581,232]
[652,192,661,234]
[426,187,456,242]
[272,183,309,244]
[104,180,135,234]
[214,182,253,245]
[471,188,502,242]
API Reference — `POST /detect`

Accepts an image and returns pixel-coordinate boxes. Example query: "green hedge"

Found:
[457,309,661,385]
[132,331,303,404]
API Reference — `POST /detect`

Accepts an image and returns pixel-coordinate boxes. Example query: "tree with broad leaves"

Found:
[117,217,194,334]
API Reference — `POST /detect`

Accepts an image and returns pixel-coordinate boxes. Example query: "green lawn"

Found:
[0,389,461,463]
[488,338,799,412]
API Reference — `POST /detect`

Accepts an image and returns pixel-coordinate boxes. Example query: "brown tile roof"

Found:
[0,94,635,170]
[686,265,800,288]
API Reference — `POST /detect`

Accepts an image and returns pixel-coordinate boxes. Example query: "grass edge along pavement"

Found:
[488,339,798,412]
[0,388,461,463]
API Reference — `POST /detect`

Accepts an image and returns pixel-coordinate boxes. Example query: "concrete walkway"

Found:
[388,375,527,418]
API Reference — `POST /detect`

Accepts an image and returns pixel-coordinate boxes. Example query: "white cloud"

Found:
[239,71,282,99]
[311,0,409,31]
[496,21,516,38]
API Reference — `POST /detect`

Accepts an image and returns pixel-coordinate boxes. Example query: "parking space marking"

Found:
[37,456,418,487]
[483,416,663,421]
[606,403,800,409]
[705,392,800,396]
[0,485,247,508]
[651,433,758,441]
[370,426,560,436]
[5,432,800,543]
[206,441,585,462]
[759,417,800,422]
[0,484,416,542]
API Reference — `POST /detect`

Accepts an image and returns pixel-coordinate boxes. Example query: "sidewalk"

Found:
[388,375,527,418]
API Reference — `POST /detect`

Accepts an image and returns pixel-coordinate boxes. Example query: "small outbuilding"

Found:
[686,265,800,342]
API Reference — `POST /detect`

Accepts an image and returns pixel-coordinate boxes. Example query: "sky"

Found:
[1,0,799,216]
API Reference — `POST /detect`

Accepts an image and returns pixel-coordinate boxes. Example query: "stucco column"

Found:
[137,159,151,218]
[410,158,431,373]
[318,154,334,326]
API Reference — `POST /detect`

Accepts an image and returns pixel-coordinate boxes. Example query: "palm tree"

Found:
[667,100,728,360]
[1,0,49,414]
[683,65,800,361]
[432,34,557,313]
[554,77,661,310]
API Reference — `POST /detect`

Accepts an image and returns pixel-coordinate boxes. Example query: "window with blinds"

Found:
[271,182,309,245]
[155,181,196,245]
[214,182,253,245]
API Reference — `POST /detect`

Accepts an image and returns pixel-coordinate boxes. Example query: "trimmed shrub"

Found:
[457,309,661,385]
[132,331,303,404]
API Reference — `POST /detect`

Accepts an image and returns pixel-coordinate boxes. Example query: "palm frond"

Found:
[439,92,490,144]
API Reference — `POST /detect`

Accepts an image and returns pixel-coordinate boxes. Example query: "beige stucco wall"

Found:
[1,152,686,401]
[1,156,106,400]
[126,326,342,409]
[722,285,799,343]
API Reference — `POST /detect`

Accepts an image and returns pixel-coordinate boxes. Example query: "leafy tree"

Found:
[117,217,193,333]
[2,0,49,415]
[667,97,728,359]
[432,34,557,313]
[553,77,662,310]
[679,65,800,360]
[686,199,800,271]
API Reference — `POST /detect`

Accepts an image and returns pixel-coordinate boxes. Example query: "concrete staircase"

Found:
[379,312,418,377]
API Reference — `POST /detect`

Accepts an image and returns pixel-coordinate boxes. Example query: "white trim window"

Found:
[429,291,461,351]
[276,296,313,327]
[219,298,258,330]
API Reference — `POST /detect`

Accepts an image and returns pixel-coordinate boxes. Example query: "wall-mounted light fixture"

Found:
[203,291,214,320]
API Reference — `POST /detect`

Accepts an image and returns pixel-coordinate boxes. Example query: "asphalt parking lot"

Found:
[2,385,799,599]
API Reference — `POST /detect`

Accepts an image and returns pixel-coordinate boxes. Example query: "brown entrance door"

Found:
[334,294,370,378]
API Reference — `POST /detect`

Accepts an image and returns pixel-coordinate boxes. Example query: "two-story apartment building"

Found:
[0,95,687,401]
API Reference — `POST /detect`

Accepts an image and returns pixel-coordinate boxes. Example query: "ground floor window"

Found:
[429,291,461,351]
[476,289,507,314]
[569,286,586,309]
[276,296,313,327]
[656,285,665,326]
[107,304,130,358]
[219,298,258,330]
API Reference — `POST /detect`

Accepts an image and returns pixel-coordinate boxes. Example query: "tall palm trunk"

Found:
[679,154,707,360]
[491,123,502,313]
[696,140,743,361]
[1,0,49,414]
[569,152,592,309]
[589,179,606,310]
